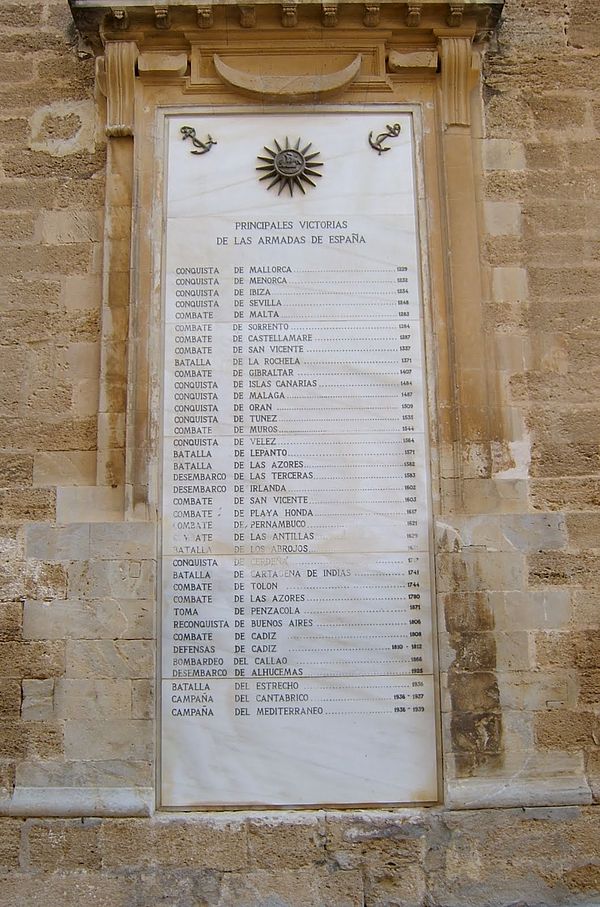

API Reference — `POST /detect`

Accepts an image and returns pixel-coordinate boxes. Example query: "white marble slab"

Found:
[159,111,438,808]
[162,674,437,807]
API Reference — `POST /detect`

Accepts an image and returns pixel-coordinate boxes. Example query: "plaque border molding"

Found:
[154,103,443,811]
[70,1,503,45]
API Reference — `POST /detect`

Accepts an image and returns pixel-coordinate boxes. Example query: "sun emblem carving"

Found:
[257,137,323,196]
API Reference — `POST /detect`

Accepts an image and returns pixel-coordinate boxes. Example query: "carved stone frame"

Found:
[70,0,512,810]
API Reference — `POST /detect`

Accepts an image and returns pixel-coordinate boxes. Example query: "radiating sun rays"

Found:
[257,137,323,196]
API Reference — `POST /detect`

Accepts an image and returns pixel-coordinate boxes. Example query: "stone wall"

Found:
[0,0,107,803]
[476,0,600,806]
[0,0,599,904]
[0,808,599,905]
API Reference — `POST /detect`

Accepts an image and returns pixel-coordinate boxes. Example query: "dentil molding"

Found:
[70,1,503,47]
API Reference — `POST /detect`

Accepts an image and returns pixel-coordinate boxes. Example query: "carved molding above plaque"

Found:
[213,53,362,100]
[70,0,504,47]
[97,40,138,137]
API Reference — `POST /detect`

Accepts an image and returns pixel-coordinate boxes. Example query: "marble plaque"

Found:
[159,111,439,808]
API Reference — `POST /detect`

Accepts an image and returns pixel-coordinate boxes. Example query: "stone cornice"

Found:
[69,0,504,49]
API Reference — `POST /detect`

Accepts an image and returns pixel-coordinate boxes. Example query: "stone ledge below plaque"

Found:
[0,787,154,818]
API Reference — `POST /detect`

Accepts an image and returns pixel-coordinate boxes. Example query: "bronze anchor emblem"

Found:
[180,125,217,155]
[368,123,402,155]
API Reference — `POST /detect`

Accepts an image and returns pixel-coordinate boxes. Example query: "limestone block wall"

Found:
[475,0,600,807]
[0,0,106,802]
[0,809,599,905]
[0,0,599,904]
[13,522,155,814]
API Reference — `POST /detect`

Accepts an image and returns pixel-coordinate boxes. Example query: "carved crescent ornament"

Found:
[213,54,362,101]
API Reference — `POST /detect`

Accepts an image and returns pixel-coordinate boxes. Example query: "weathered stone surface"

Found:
[535,710,600,751]
[0,558,67,603]
[528,551,600,587]
[572,591,600,627]
[0,808,599,903]
[491,588,571,630]
[55,487,123,523]
[99,818,248,871]
[531,477,600,511]
[437,550,526,593]
[54,679,131,720]
[0,417,97,453]
[567,0,600,49]
[128,868,223,907]
[447,672,501,712]
[0,642,64,680]
[28,819,101,870]
[218,868,364,906]
[64,718,152,761]
[484,200,522,236]
[88,522,156,559]
[0,4,44,28]
[579,671,600,705]
[326,817,427,906]
[0,764,15,803]
[0,721,62,760]
[24,524,90,563]
[40,211,101,245]
[16,759,152,790]
[0,489,56,523]
[67,559,155,600]
[131,679,153,720]
[565,512,600,548]
[587,750,600,802]
[0,819,20,870]
[442,592,494,634]
[499,671,575,711]
[491,266,528,302]
[32,452,96,487]
[248,817,326,869]
[21,680,54,721]
[0,604,22,643]
[0,455,33,488]
[438,513,567,553]
[0,873,136,907]
[65,639,152,678]
[0,681,21,719]
[23,599,152,640]
[529,95,587,129]
[481,138,526,171]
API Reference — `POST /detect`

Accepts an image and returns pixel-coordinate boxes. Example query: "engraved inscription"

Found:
[160,111,438,809]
